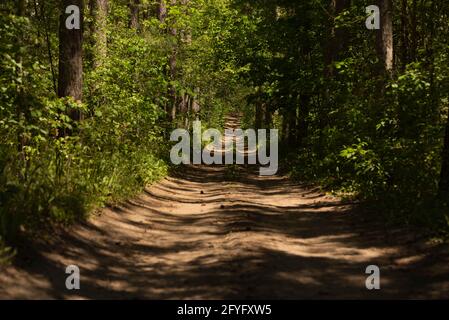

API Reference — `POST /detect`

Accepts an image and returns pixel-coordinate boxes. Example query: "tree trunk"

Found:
[400,0,409,71]
[38,0,57,94]
[155,1,167,113]
[192,88,200,114]
[58,0,84,121]
[286,106,297,146]
[128,0,140,30]
[297,94,310,147]
[320,1,350,157]
[18,0,26,15]
[255,102,263,131]
[16,0,27,181]
[376,0,394,73]
[439,116,449,195]
[264,103,272,129]
[410,0,417,61]
[158,0,167,23]
[92,0,108,68]
[168,0,178,121]
[169,52,177,121]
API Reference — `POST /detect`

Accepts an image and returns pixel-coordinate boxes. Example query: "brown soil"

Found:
[1,162,448,299]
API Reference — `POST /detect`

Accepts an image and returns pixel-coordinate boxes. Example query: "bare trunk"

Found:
[158,0,167,23]
[18,0,26,15]
[439,116,449,195]
[255,102,263,131]
[287,106,297,146]
[168,0,177,121]
[58,0,84,121]
[128,0,139,30]
[297,94,311,147]
[16,0,28,181]
[376,0,394,73]
[192,88,200,114]
[400,0,409,71]
[38,0,57,94]
[169,52,177,121]
[410,0,417,61]
[264,103,272,128]
[92,0,108,68]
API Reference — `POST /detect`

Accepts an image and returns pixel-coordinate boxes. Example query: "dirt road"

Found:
[1,161,448,299]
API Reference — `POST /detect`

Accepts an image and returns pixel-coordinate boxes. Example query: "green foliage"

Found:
[229,0,449,233]
[2,0,449,246]
[0,3,171,243]
[0,0,250,244]
[0,237,15,266]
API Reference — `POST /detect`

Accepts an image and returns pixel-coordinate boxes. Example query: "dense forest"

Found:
[1,0,449,263]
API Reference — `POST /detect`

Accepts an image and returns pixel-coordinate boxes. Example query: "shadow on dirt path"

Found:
[0,119,448,299]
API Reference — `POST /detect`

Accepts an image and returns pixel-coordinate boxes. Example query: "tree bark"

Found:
[91,0,108,68]
[128,0,140,30]
[376,0,394,73]
[439,116,449,195]
[16,0,27,180]
[169,52,177,120]
[264,103,272,129]
[410,0,417,61]
[255,102,263,131]
[58,0,84,121]
[168,0,178,121]
[158,0,167,23]
[38,0,57,94]
[297,94,311,147]
[400,0,409,71]
[18,0,26,15]
[286,106,297,146]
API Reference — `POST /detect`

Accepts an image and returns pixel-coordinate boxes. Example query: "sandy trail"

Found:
[0,121,449,299]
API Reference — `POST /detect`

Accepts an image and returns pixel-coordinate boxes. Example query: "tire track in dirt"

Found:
[0,162,448,299]
[1,114,449,299]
